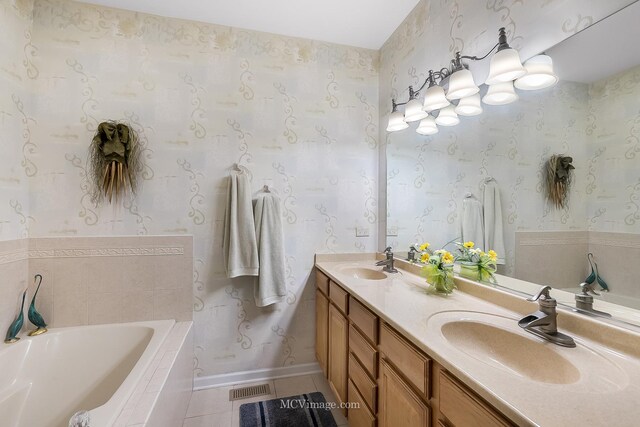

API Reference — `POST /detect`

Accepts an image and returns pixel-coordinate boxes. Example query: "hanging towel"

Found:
[253,193,287,307]
[483,179,506,264]
[223,172,259,278]
[460,196,484,251]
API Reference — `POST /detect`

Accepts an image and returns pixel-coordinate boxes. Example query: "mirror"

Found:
[386,2,640,325]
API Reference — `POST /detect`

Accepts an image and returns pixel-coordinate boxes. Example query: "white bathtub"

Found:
[0,320,174,427]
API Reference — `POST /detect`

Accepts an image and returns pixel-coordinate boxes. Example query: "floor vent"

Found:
[229,383,271,401]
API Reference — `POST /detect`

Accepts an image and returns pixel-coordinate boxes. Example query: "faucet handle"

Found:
[527,285,552,302]
[580,282,600,296]
[384,246,393,254]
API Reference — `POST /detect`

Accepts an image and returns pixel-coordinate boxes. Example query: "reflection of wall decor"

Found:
[544,154,574,209]
[88,121,142,204]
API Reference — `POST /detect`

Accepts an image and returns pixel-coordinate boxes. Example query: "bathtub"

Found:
[0,320,175,427]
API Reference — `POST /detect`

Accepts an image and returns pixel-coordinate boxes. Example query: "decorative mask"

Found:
[544,154,575,209]
[88,121,141,204]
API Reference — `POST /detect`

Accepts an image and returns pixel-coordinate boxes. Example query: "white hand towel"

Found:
[223,172,259,278]
[483,180,506,264]
[460,196,484,251]
[253,193,286,307]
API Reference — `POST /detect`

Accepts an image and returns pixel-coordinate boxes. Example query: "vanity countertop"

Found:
[315,253,640,427]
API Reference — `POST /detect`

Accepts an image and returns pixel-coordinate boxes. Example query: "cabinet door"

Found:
[315,290,329,376]
[379,359,430,427]
[328,303,349,411]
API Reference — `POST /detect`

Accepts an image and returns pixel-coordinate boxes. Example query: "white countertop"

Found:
[315,254,640,427]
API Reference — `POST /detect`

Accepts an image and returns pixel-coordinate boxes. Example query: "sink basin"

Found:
[441,320,579,384]
[428,311,628,390]
[339,267,387,280]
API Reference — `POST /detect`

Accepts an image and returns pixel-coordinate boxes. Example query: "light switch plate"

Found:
[356,227,370,237]
[387,226,398,236]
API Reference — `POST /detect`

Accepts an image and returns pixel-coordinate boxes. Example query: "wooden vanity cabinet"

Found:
[328,280,349,413]
[315,288,329,376]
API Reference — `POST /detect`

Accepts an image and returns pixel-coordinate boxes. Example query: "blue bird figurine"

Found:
[28,274,48,336]
[4,291,26,343]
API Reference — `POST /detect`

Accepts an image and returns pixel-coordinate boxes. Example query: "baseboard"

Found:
[193,362,322,390]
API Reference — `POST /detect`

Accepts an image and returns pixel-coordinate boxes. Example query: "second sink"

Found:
[339,267,387,280]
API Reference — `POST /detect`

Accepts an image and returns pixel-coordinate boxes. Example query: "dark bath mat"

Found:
[239,391,338,427]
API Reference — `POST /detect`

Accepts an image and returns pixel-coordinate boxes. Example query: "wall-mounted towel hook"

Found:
[231,163,250,174]
[262,185,271,193]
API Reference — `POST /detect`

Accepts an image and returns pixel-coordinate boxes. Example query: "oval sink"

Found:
[441,321,580,384]
[428,311,628,391]
[339,267,387,280]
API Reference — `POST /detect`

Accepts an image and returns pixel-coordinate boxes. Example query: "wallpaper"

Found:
[10,0,379,378]
[380,0,638,275]
[0,0,34,241]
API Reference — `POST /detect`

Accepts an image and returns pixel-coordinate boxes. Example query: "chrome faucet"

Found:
[575,282,611,318]
[376,247,398,273]
[518,285,576,348]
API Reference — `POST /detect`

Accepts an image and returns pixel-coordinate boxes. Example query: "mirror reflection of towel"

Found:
[253,193,286,307]
[483,180,506,264]
[461,196,484,251]
[223,172,259,278]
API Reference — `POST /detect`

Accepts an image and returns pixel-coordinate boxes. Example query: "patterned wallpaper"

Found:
[5,0,379,378]
[380,0,638,275]
[0,0,34,241]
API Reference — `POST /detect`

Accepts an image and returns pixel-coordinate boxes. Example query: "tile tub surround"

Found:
[116,321,194,427]
[27,236,194,327]
[316,255,640,427]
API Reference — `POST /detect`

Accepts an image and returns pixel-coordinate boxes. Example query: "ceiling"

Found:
[78,0,420,50]
[549,0,640,83]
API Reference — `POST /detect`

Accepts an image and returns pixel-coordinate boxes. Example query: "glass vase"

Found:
[423,264,455,294]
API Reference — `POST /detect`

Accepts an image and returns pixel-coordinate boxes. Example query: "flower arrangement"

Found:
[454,241,498,284]
[413,242,455,294]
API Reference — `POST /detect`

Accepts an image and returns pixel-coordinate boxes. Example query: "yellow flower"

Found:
[463,241,474,249]
[419,242,430,251]
[442,251,454,264]
[488,250,498,261]
[420,253,430,263]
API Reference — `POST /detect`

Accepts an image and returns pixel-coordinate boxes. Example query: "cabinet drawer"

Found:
[379,323,430,398]
[349,297,378,344]
[329,281,349,314]
[378,359,430,427]
[349,353,377,412]
[348,379,376,427]
[349,324,377,378]
[439,371,512,427]
[316,270,329,296]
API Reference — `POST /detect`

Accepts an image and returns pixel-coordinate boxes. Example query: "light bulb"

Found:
[435,105,460,126]
[447,68,479,100]
[404,98,428,122]
[482,81,519,105]
[515,54,558,90]
[486,48,526,85]
[423,84,450,112]
[386,109,409,132]
[455,93,483,116]
[416,116,439,135]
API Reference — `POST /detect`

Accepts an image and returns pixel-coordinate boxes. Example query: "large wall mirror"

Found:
[386,2,640,324]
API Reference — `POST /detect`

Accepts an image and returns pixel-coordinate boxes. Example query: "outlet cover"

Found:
[356,227,370,237]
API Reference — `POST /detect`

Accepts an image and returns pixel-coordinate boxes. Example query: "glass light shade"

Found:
[514,54,558,90]
[435,105,460,126]
[482,81,519,105]
[446,69,479,100]
[486,48,526,85]
[455,93,483,116]
[416,116,439,135]
[423,84,450,112]
[404,98,428,122]
[386,110,409,132]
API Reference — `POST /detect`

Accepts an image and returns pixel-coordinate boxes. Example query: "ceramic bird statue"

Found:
[4,291,26,343]
[28,274,48,336]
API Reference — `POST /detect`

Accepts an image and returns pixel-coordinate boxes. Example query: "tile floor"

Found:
[183,373,348,427]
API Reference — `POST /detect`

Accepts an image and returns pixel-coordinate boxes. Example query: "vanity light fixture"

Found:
[416,115,439,135]
[387,27,556,135]
[435,105,460,126]
[482,81,519,105]
[404,86,429,122]
[514,54,558,90]
[455,93,483,116]
[386,100,409,132]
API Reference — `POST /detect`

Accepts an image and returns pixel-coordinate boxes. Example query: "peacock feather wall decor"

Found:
[88,121,142,204]
[543,154,575,209]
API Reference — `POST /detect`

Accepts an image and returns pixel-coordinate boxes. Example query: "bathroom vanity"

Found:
[314,253,640,427]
